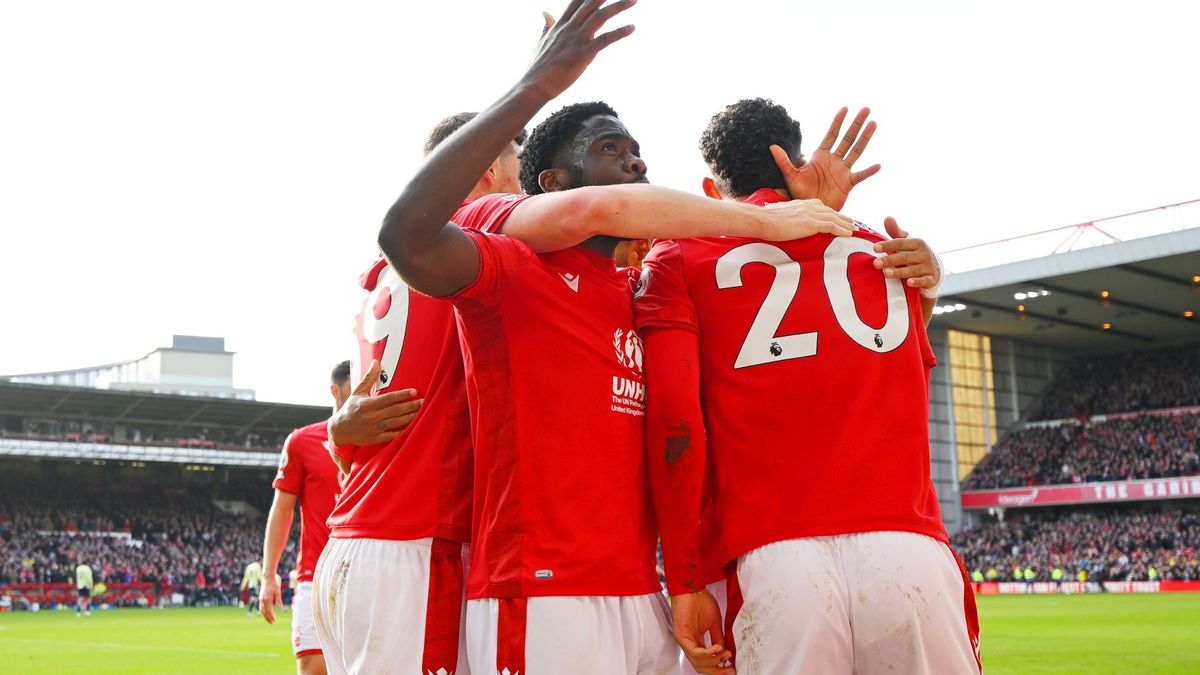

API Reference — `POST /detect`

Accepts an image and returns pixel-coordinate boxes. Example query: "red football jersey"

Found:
[448,194,660,600]
[636,189,946,573]
[326,198,508,543]
[272,421,340,583]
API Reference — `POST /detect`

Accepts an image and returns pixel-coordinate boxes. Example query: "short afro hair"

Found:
[424,112,527,157]
[699,98,801,198]
[520,101,618,195]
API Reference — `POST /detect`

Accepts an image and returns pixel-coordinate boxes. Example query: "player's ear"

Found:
[329,383,340,403]
[538,168,569,193]
[701,177,722,200]
[480,162,499,190]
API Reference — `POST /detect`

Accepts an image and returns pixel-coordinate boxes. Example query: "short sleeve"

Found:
[272,430,304,495]
[453,193,532,234]
[449,229,537,312]
[634,240,699,334]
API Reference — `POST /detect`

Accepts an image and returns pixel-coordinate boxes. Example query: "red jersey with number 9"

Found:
[326,198,513,542]
[634,189,946,566]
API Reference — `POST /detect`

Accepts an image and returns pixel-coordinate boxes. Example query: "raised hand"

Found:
[873,217,942,292]
[673,590,735,675]
[328,360,423,449]
[770,107,881,211]
[760,197,856,241]
[523,0,638,100]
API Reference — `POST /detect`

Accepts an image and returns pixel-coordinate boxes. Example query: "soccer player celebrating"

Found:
[636,98,979,674]
[74,559,93,617]
[371,2,859,672]
[260,361,355,675]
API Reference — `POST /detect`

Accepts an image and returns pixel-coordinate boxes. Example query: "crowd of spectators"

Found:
[963,412,1200,490]
[952,505,1199,583]
[2,418,286,452]
[1028,344,1200,421]
[0,475,289,607]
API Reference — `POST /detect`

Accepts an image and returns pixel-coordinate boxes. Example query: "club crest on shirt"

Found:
[611,328,646,418]
[613,328,644,375]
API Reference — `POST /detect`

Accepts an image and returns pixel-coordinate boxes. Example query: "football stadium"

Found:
[4,205,1199,674]
[5,1,1200,674]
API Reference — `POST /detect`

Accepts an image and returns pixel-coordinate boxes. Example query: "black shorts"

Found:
[78,588,91,598]
[248,586,259,598]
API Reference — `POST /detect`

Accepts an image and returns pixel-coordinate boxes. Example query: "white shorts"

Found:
[291,581,322,658]
[727,531,981,675]
[679,579,727,675]
[312,537,471,675]
[466,593,680,675]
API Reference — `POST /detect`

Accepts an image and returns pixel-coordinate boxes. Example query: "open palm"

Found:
[771,107,880,211]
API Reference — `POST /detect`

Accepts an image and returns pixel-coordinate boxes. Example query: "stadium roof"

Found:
[933,227,1200,352]
[0,381,327,435]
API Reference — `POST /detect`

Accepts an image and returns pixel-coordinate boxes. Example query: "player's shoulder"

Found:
[453,192,530,230]
[286,421,330,451]
[647,236,755,268]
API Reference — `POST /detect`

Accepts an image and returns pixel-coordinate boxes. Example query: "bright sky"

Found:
[2,0,1197,405]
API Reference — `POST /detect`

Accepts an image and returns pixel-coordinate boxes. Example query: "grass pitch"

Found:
[1,594,1199,673]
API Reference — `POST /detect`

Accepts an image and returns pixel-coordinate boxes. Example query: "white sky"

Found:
[2,0,1197,405]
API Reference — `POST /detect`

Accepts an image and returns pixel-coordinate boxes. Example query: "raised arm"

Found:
[500,184,855,253]
[378,0,637,298]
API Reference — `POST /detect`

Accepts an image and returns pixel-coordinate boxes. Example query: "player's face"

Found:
[566,115,648,189]
[493,141,523,194]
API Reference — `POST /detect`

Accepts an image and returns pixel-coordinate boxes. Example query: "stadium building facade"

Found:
[5,335,255,400]
[927,201,1200,535]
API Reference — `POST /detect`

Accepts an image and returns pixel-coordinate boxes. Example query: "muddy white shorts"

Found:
[466,592,680,675]
[291,581,322,658]
[312,537,471,675]
[727,531,981,674]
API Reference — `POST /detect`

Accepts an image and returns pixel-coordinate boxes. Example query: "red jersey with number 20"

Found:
[449,194,660,601]
[272,421,340,583]
[635,189,946,568]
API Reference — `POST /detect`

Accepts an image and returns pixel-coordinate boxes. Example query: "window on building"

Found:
[948,330,998,480]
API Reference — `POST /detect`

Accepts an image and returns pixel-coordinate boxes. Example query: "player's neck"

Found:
[733,187,789,202]
[579,235,620,259]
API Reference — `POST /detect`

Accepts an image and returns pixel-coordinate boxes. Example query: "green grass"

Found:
[0,606,296,675]
[977,593,1200,674]
[1,594,1199,673]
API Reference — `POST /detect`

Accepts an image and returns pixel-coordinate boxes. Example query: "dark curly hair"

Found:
[423,112,527,157]
[520,101,618,195]
[699,98,801,198]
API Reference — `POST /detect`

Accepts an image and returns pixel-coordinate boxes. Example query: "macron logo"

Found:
[559,272,579,292]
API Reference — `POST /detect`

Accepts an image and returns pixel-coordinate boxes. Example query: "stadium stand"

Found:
[0,380,327,454]
[0,464,293,609]
[1026,344,1200,421]
[954,338,1200,590]
[0,379,328,611]
[953,503,1199,583]
[963,412,1200,490]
